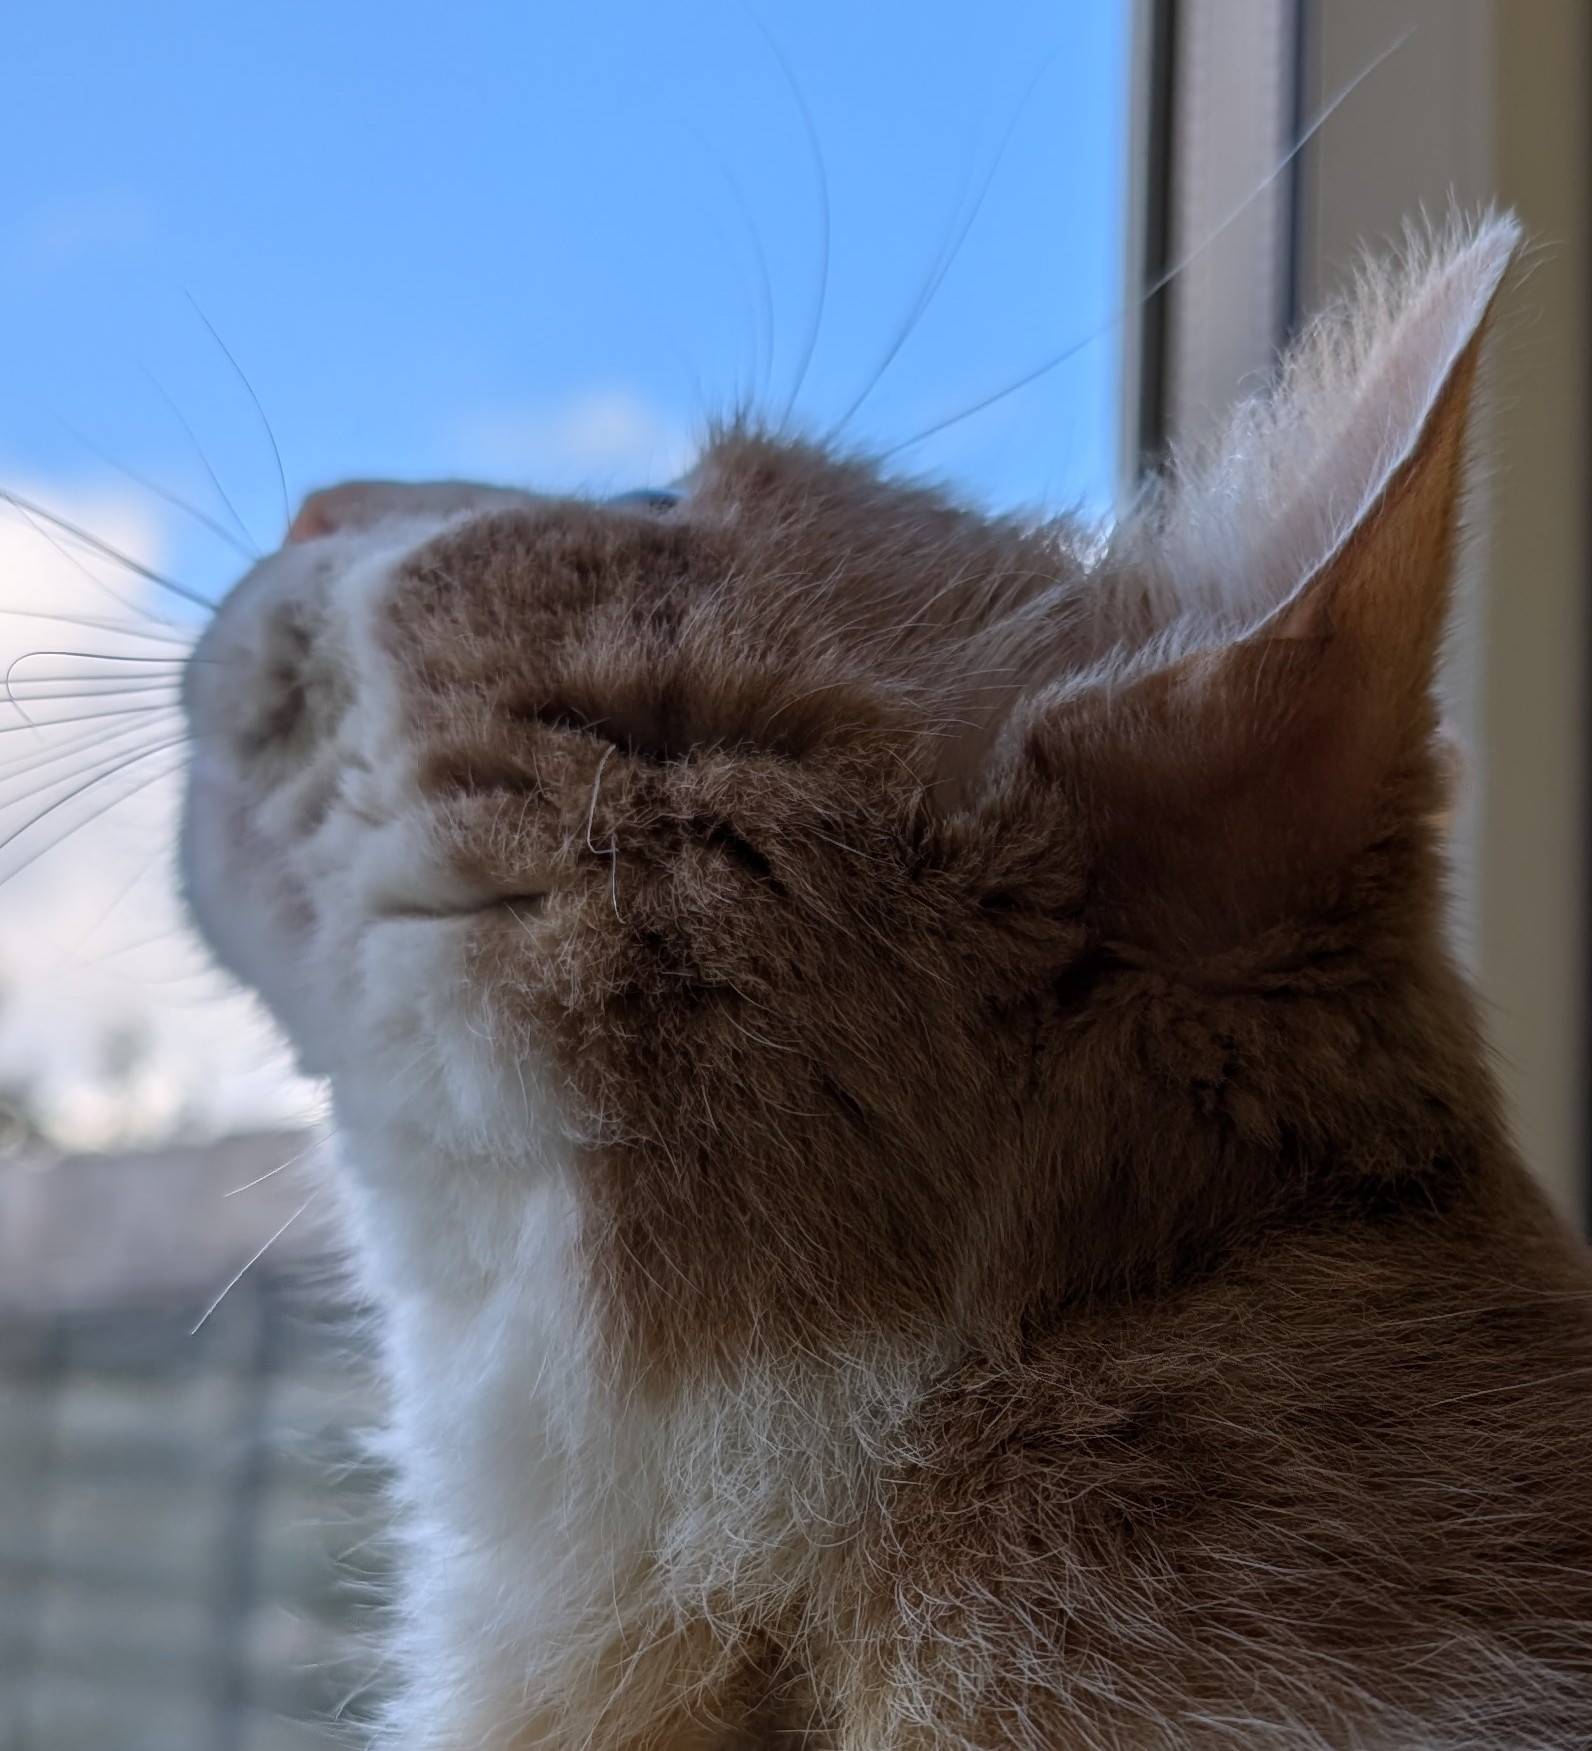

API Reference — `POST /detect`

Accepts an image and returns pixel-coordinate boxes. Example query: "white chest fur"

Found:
[331,1114,935,1746]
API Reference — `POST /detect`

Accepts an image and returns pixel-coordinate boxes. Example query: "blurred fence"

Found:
[0,1137,388,1751]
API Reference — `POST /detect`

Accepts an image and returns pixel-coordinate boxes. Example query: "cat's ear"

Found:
[1011,216,1519,954]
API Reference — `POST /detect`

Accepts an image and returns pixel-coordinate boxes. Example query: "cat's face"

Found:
[182,220,1516,1359]
[182,439,1089,1203]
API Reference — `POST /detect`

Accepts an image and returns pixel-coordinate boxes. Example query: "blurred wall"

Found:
[1297,0,1588,1218]
[1484,1,1590,1222]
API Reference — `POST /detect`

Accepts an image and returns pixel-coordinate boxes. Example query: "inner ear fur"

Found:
[1017,218,1516,958]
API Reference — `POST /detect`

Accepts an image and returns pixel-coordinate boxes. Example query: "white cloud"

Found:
[0,489,317,1149]
[451,387,695,494]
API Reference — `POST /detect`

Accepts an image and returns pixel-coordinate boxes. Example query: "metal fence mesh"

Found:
[0,1268,389,1751]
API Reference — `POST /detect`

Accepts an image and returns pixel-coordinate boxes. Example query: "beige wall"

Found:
[1297,0,1588,1217]
[1483,2,1589,1219]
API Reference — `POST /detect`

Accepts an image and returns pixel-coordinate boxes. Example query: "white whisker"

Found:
[190,1195,316,1334]
[0,486,213,612]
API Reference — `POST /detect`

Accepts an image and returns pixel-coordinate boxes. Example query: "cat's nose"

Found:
[287,484,378,543]
[286,479,541,544]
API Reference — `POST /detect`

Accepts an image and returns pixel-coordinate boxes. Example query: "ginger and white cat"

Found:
[182,215,1592,1748]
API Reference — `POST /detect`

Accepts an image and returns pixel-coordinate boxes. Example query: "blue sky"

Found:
[0,0,1129,1143]
[2,0,1128,605]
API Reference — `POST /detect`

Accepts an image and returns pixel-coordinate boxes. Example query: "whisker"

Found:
[0,606,198,648]
[190,1195,316,1334]
[5,675,185,693]
[0,732,187,849]
[0,750,187,887]
[684,125,780,410]
[2,677,183,720]
[224,1157,294,1197]
[58,418,260,561]
[5,672,184,691]
[186,292,292,540]
[70,836,171,951]
[89,940,235,984]
[225,1135,322,1198]
[0,703,182,736]
[0,686,181,735]
[78,927,200,970]
[0,718,185,796]
[6,644,190,668]
[880,28,1414,462]
[744,8,831,426]
[5,650,184,720]
[8,648,190,670]
[2,687,183,718]
[0,487,214,611]
[137,361,259,554]
[0,725,181,791]
[3,495,184,627]
[832,43,1066,437]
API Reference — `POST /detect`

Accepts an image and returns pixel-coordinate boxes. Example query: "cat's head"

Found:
[182,217,1517,1359]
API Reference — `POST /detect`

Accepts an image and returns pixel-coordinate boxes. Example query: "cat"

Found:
[181,212,1592,1749]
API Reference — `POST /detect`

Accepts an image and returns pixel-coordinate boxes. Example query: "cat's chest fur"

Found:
[333,1102,932,1740]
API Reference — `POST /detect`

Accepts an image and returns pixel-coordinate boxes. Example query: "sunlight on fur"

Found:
[174,217,1592,1749]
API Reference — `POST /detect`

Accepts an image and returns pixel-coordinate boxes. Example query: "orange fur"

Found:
[182,217,1592,1747]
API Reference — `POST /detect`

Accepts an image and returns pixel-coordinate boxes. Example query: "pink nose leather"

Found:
[286,480,538,544]
[287,484,374,543]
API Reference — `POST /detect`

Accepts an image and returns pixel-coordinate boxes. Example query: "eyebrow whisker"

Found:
[59,417,261,562]
[138,360,261,556]
[881,28,1414,461]
[831,42,1066,439]
[186,291,293,542]
[744,10,831,428]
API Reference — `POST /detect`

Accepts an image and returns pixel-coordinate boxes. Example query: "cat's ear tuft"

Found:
[1010,215,1519,955]
[1118,210,1519,655]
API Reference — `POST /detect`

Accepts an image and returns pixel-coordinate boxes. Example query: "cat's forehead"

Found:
[268,436,1043,636]
[279,435,984,544]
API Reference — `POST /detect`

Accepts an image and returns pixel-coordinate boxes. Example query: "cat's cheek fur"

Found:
[340,916,557,1163]
[180,752,323,1062]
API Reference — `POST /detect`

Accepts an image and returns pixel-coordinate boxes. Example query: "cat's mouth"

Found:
[367,891,553,924]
